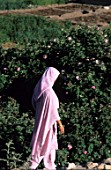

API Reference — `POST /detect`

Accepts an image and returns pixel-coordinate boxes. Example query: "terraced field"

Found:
[0,3,111,27]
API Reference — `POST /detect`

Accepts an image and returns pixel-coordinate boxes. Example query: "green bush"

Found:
[0,15,67,44]
[58,102,111,165]
[0,0,68,10]
[0,21,111,169]
[0,97,34,169]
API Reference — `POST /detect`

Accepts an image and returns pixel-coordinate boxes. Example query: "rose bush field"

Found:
[0,15,111,169]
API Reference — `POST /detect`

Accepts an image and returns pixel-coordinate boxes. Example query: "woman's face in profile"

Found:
[53,74,66,102]
[53,74,63,91]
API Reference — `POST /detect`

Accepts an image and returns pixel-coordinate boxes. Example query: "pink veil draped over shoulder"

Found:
[30,67,60,159]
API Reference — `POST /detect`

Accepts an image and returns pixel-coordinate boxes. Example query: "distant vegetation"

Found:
[0,0,68,10]
[0,14,71,45]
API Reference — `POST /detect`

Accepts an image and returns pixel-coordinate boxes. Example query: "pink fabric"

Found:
[30,150,56,169]
[43,149,56,169]
[30,67,60,169]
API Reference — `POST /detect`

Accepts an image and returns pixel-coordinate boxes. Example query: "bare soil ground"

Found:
[0,3,111,27]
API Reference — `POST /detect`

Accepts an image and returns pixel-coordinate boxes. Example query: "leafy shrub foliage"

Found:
[0,0,68,10]
[0,16,111,169]
[0,97,34,169]
[0,15,67,44]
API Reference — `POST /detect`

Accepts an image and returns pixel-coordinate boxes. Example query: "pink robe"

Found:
[30,67,60,162]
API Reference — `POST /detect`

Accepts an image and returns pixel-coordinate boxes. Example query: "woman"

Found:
[30,67,64,170]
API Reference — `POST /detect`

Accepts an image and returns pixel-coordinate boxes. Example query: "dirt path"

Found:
[0,3,111,27]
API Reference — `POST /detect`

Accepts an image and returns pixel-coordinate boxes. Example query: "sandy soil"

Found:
[0,3,111,27]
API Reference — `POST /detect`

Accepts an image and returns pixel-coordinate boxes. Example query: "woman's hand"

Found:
[59,124,65,135]
[57,120,65,135]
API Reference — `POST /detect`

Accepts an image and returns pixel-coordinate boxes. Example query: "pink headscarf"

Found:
[31,67,60,157]
[32,67,60,106]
